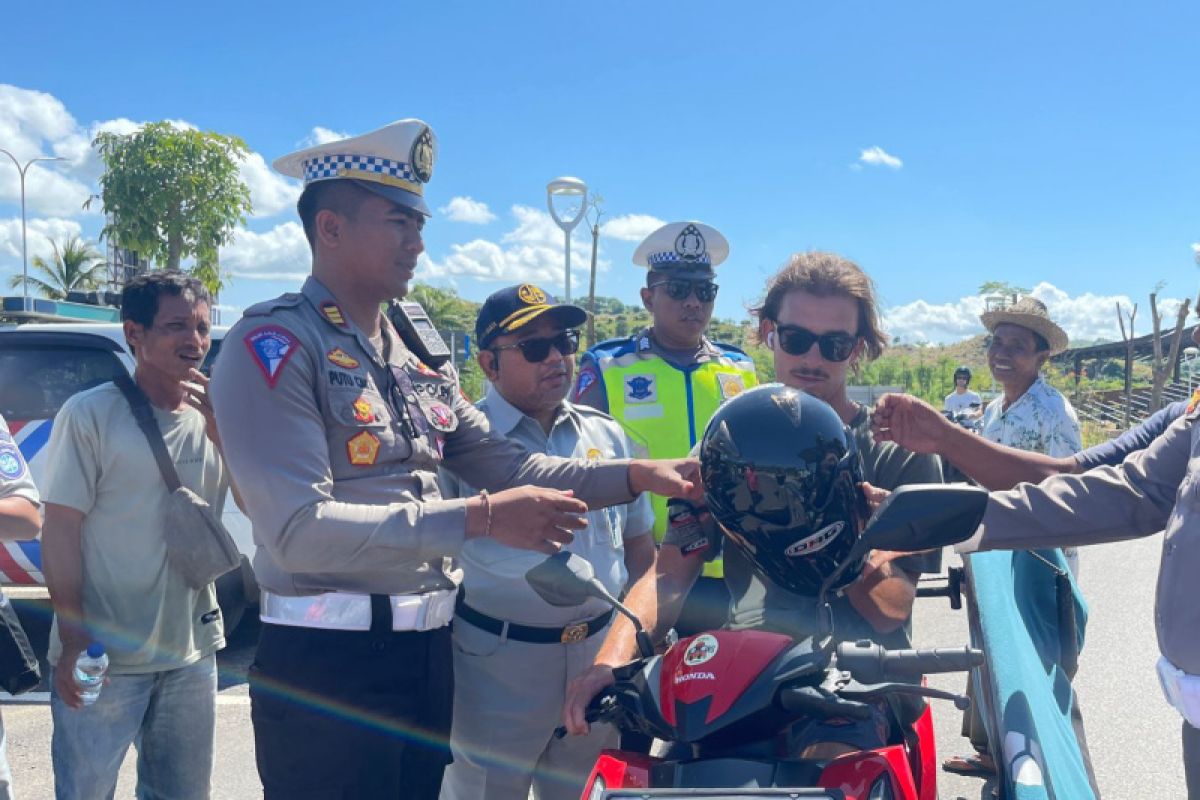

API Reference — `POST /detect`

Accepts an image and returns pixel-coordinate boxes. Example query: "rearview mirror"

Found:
[524,551,597,607]
[852,484,988,560]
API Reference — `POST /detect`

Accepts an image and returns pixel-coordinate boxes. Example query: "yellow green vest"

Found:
[594,341,758,577]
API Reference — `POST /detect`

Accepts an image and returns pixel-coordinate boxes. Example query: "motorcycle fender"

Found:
[817,744,917,800]
[584,750,657,792]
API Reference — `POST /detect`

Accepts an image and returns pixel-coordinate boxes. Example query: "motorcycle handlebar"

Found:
[836,640,983,683]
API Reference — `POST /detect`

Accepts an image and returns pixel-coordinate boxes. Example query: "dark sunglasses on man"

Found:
[490,329,582,363]
[648,278,720,304]
[770,323,858,362]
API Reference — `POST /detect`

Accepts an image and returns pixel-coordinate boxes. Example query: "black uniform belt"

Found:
[454,594,613,644]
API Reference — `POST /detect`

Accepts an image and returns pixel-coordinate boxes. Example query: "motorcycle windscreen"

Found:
[966,549,1095,800]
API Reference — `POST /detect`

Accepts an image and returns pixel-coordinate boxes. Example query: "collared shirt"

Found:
[961,411,1200,673]
[441,391,654,625]
[944,389,982,415]
[980,376,1081,458]
[210,276,635,598]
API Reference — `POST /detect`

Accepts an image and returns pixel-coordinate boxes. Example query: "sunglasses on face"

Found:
[772,323,858,362]
[490,329,581,363]
[648,279,719,303]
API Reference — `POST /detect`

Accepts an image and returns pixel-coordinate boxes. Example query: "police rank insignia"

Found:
[517,284,547,305]
[411,127,435,183]
[0,444,25,480]
[717,373,745,400]
[327,348,360,369]
[244,326,300,388]
[346,430,381,466]
[674,223,707,262]
[320,302,347,327]
[352,397,375,423]
[426,402,455,432]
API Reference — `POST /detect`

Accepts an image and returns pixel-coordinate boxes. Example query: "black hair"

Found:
[297,180,375,247]
[120,271,210,327]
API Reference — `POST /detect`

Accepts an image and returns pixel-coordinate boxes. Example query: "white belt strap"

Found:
[1157,656,1200,729]
[260,589,456,632]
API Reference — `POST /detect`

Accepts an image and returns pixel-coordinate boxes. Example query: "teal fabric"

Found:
[967,548,1093,799]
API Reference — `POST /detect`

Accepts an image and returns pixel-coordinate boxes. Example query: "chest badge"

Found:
[585,447,603,463]
[346,431,381,466]
[327,348,360,369]
[625,374,657,403]
[352,397,375,424]
[426,402,455,432]
[717,373,745,400]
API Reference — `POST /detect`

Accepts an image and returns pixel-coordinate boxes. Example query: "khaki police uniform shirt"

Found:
[209,277,635,599]
[960,411,1198,673]
[441,391,654,625]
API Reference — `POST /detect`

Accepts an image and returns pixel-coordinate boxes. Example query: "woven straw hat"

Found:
[979,296,1069,355]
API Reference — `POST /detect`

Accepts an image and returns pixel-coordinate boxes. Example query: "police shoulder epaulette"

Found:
[710,340,751,358]
[243,292,304,318]
[590,336,638,358]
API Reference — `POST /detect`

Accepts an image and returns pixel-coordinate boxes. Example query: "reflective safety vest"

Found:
[590,337,759,578]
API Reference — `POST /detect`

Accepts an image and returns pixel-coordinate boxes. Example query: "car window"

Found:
[0,345,127,421]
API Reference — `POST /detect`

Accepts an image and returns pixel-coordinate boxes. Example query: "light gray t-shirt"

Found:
[41,382,228,673]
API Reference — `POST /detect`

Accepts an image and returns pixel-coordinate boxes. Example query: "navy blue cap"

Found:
[475,284,588,349]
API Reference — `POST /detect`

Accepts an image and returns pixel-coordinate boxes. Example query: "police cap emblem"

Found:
[411,127,435,183]
[674,224,707,262]
[517,284,547,306]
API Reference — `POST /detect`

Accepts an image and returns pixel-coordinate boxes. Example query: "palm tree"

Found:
[9,236,107,299]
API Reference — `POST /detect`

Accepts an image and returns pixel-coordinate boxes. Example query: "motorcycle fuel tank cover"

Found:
[660,629,792,727]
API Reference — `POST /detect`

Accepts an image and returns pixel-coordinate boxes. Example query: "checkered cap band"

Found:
[303,154,418,185]
[647,251,712,267]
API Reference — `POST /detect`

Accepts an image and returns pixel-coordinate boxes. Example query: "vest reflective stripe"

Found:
[598,352,758,578]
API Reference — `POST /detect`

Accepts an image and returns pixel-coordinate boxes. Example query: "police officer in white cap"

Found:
[574,221,758,636]
[438,284,655,800]
[209,120,700,799]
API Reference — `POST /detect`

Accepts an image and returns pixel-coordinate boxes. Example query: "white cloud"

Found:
[422,204,608,289]
[602,213,665,242]
[882,281,1190,346]
[0,216,84,260]
[439,196,496,224]
[220,221,311,282]
[239,151,301,218]
[301,127,351,148]
[858,146,903,170]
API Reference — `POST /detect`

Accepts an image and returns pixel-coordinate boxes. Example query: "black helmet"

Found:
[954,366,972,382]
[700,384,869,597]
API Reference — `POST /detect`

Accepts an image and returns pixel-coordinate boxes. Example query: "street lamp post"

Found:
[546,177,588,302]
[0,149,66,309]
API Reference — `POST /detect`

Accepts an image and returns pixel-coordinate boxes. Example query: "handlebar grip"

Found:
[837,640,983,683]
[779,684,872,721]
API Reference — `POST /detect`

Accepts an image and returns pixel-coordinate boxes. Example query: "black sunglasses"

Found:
[491,329,581,363]
[648,279,719,303]
[772,324,858,362]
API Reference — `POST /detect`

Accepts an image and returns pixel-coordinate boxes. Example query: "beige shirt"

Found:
[41,383,227,673]
[209,277,635,599]
[961,412,1199,673]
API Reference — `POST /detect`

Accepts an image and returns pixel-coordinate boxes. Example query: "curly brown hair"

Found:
[749,251,888,361]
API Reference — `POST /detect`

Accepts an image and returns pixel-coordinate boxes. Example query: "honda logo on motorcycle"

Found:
[784,521,844,557]
[684,634,719,666]
[673,671,716,684]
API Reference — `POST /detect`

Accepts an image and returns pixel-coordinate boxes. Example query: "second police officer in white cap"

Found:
[209,120,700,799]
[574,222,758,636]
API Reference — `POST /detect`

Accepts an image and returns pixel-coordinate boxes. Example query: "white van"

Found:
[0,323,258,631]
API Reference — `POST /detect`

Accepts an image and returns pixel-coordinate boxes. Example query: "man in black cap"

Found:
[440,284,655,800]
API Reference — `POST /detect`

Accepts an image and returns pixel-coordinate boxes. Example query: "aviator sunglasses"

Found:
[771,323,858,362]
[648,279,720,303]
[490,329,582,363]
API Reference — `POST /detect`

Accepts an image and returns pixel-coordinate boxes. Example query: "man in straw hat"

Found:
[209,119,700,799]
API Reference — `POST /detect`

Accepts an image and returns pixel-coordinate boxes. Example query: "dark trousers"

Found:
[250,622,453,800]
[1185,721,1200,798]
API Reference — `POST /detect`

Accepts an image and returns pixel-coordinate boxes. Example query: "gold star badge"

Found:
[346,431,380,466]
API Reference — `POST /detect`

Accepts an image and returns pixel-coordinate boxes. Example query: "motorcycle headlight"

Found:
[586,775,606,800]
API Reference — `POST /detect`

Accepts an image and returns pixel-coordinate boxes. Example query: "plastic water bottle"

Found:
[73,643,108,706]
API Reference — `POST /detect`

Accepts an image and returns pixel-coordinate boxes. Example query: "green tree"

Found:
[9,236,106,299]
[406,283,477,333]
[91,122,252,294]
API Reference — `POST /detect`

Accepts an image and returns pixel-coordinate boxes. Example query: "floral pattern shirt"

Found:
[980,376,1082,458]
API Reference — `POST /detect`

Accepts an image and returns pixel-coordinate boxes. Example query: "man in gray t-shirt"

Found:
[41,272,230,800]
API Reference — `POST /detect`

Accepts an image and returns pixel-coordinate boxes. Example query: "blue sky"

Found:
[2,1,1198,343]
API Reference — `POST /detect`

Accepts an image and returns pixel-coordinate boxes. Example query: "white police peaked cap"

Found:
[632,221,728,278]
[273,119,437,216]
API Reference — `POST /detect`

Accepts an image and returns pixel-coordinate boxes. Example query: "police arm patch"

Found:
[573,365,599,401]
[0,444,27,481]
[244,326,301,388]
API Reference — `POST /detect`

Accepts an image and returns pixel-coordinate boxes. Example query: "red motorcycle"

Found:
[527,485,988,800]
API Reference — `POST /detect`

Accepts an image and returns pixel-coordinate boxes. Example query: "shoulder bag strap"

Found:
[112,375,183,493]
